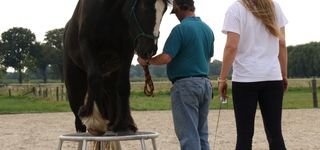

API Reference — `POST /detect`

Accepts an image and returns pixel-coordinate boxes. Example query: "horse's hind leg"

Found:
[64,57,87,132]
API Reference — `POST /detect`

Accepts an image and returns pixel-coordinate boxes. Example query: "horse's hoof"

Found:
[130,125,138,132]
[88,128,105,136]
[115,130,135,136]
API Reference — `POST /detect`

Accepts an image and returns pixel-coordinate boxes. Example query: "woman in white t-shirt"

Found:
[218,0,288,149]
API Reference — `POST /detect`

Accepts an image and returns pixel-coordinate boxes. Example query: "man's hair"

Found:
[242,0,280,37]
[175,0,195,11]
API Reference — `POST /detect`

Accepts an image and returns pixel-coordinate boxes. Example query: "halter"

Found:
[130,0,159,43]
[129,0,156,96]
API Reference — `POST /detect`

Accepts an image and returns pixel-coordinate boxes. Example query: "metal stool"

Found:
[57,131,159,150]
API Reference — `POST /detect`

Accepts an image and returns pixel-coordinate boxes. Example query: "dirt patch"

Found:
[0,109,319,150]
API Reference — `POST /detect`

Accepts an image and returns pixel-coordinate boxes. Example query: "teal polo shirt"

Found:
[163,16,214,82]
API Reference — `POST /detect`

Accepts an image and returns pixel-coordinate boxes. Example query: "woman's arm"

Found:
[218,32,239,98]
[219,32,239,80]
[278,27,288,91]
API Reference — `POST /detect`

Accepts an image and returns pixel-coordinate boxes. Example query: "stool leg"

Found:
[77,141,83,150]
[140,139,147,150]
[82,140,87,150]
[114,141,122,149]
[151,138,157,150]
[100,141,105,149]
[57,139,63,150]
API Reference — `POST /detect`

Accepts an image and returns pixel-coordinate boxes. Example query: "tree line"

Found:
[0,27,64,83]
[288,42,320,78]
[0,27,319,83]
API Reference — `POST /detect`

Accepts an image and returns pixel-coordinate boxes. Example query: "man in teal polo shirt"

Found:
[138,0,214,149]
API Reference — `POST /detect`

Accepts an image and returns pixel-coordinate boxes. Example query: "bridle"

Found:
[129,0,157,96]
[129,0,160,43]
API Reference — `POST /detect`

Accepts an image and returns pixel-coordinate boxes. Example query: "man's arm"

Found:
[137,53,172,66]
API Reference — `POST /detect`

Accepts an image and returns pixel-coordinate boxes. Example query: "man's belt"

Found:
[172,75,208,84]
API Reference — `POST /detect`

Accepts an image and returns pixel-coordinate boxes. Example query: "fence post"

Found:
[61,85,64,101]
[9,88,11,97]
[311,78,318,108]
[38,86,42,97]
[56,87,59,101]
[38,85,40,97]
[32,87,36,96]
[44,88,48,98]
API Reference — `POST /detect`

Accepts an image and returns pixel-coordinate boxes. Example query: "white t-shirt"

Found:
[222,0,288,82]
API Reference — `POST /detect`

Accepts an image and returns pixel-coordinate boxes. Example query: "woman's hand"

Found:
[218,81,228,99]
[283,77,288,92]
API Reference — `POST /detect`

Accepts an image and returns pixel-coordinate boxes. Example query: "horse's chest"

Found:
[96,51,122,75]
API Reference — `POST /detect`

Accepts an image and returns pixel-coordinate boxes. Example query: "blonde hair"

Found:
[242,0,280,37]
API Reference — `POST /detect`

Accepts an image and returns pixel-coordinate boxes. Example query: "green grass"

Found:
[0,86,318,114]
[282,88,316,108]
[130,91,172,110]
[0,96,70,114]
[208,87,318,109]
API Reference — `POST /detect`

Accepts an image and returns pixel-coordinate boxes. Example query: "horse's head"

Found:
[125,0,169,60]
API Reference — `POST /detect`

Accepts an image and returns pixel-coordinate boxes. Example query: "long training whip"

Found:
[213,100,223,150]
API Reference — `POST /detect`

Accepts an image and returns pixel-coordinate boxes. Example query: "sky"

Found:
[0,0,320,64]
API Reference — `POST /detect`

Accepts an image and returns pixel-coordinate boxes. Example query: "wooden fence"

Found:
[0,78,318,107]
[1,83,67,101]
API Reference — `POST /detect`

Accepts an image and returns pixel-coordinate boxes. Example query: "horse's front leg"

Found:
[119,69,137,132]
[106,64,137,133]
[77,40,109,135]
[79,65,110,135]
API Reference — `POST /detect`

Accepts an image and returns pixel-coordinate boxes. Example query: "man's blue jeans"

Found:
[171,77,212,150]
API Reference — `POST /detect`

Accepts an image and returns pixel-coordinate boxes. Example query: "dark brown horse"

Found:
[64,0,168,135]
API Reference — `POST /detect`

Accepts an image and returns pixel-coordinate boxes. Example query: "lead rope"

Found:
[142,64,154,96]
[213,101,223,150]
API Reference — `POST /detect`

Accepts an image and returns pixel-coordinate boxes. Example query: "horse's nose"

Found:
[136,39,158,59]
[145,50,157,60]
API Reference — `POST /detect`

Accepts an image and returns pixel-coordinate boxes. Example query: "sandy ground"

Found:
[0,109,319,150]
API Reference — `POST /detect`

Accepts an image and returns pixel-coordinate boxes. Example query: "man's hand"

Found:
[137,57,148,66]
